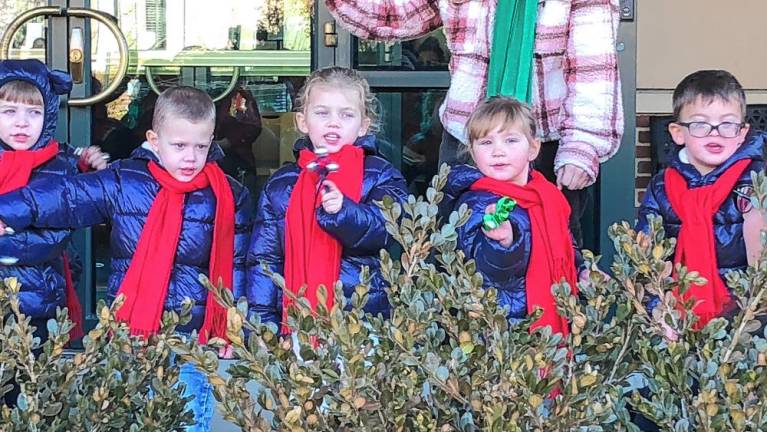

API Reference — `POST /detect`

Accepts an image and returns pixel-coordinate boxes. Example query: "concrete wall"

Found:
[637,0,767,113]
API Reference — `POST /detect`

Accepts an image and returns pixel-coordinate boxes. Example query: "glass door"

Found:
[83,0,314,329]
[355,33,451,196]
[0,0,315,331]
[315,4,451,196]
[0,0,132,332]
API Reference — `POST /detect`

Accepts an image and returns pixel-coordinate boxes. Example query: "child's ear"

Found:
[740,122,751,141]
[146,129,159,151]
[668,122,686,146]
[528,138,541,161]
[295,112,309,135]
[358,116,371,137]
[466,143,476,163]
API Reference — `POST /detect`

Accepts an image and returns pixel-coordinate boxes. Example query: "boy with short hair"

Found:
[0,85,254,431]
[637,69,766,326]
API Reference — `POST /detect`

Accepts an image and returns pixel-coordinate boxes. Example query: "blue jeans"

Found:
[178,361,215,431]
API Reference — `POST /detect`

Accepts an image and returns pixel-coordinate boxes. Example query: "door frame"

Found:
[598,16,637,264]
[63,0,99,331]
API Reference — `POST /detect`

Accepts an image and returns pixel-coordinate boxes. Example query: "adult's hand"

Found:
[556,164,593,190]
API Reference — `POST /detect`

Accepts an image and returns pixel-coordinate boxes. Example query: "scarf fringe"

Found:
[61,253,84,340]
[127,326,155,339]
[199,296,228,344]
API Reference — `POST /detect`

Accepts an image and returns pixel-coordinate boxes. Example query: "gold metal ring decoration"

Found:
[0,6,130,107]
[145,64,241,103]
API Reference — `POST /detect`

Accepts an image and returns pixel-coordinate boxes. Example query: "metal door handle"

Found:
[145,64,241,103]
[0,6,130,106]
[69,27,84,84]
[324,21,338,48]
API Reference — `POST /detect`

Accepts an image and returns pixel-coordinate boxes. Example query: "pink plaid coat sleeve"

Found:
[324,0,442,41]
[554,0,624,181]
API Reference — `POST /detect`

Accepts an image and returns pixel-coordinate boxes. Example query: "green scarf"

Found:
[486,0,538,103]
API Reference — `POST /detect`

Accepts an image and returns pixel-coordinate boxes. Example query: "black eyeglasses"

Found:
[675,121,745,138]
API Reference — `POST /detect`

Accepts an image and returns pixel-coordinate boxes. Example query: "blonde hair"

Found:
[0,80,44,106]
[295,66,380,133]
[152,86,215,132]
[466,96,536,143]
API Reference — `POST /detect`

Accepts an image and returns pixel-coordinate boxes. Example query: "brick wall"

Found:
[635,115,653,207]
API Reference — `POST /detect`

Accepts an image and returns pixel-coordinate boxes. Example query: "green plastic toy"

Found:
[482,197,517,231]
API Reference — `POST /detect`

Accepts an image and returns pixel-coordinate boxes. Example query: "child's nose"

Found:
[183,149,198,161]
[327,113,341,126]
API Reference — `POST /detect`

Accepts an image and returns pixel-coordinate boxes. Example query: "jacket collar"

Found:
[669,130,765,182]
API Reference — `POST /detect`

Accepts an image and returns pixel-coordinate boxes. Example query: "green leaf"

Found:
[436,366,449,381]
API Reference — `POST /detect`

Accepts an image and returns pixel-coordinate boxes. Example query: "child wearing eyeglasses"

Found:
[637,69,767,328]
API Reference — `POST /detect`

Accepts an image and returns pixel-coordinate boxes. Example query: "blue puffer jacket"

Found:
[637,130,766,291]
[0,143,254,333]
[0,59,77,320]
[444,164,582,322]
[247,135,408,326]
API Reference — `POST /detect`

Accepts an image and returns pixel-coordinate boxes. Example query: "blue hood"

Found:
[0,59,72,150]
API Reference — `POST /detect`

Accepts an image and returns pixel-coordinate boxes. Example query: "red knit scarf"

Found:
[470,170,578,335]
[283,145,364,333]
[115,161,235,343]
[0,140,84,339]
[664,158,751,327]
[0,141,58,189]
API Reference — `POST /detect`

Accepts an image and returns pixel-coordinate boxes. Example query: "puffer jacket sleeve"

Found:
[636,172,665,312]
[316,160,408,256]
[0,226,70,266]
[0,153,79,266]
[246,188,284,327]
[230,183,255,318]
[457,194,527,285]
[636,171,664,233]
[439,164,483,225]
[439,174,465,220]
[60,144,85,172]
[0,165,118,231]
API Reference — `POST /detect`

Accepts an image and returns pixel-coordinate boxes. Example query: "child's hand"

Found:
[579,267,610,284]
[579,269,590,284]
[743,207,766,266]
[658,319,679,342]
[320,180,344,214]
[482,203,513,247]
[0,220,7,236]
[218,345,234,359]
[79,146,110,171]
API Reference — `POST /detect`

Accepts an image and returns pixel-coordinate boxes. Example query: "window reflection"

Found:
[376,90,447,195]
[357,31,449,71]
[88,0,312,304]
[0,0,47,62]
